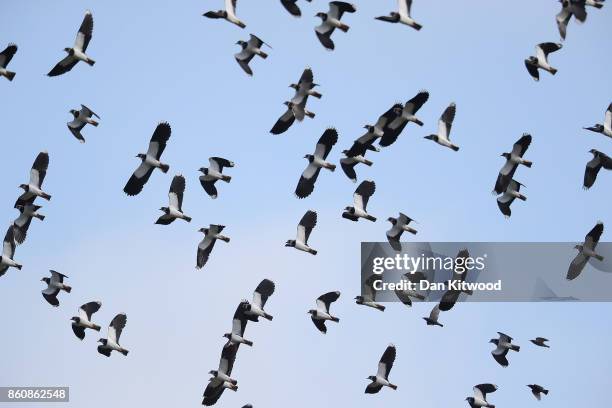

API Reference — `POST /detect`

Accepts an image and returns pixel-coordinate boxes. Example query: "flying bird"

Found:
[244,279,275,322]
[295,128,338,198]
[15,151,51,208]
[235,34,270,76]
[496,180,527,218]
[98,313,129,357]
[155,175,191,225]
[123,122,171,196]
[381,91,429,147]
[489,332,520,367]
[0,227,21,277]
[199,157,234,199]
[224,301,253,347]
[0,43,17,81]
[365,344,397,393]
[528,384,549,400]
[67,104,99,143]
[394,272,427,307]
[308,291,340,333]
[314,1,357,50]
[439,249,474,311]
[203,0,246,28]
[567,221,604,280]
[12,203,44,245]
[355,274,385,311]
[525,42,562,81]
[48,10,95,76]
[340,131,379,182]
[530,337,550,348]
[375,0,422,30]
[424,102,458,151]
[270,100,314,135]
[466,384,497,408]
[423,304,443,327]
[386,213,417,250]
[286,210,318,255]
[41,270,71,307]
[584,103,612,139]
[493,133,532,194]
[290,68,322,105]
[70,301,102,340]
[203,343,239,406]
[281,0,313,17]
[197,225,230,269]
[342,180,377,222]
[583,149,611,189]
[556,0,604,40]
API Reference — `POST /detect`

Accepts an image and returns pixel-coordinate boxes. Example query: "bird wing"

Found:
[209,157,234,172]
[200,177,219,198]
[47,54,78,76]
[584,222,604,249]
[571,1,587,22]
[429,304,440,320]
[340,158,359,182]
[297,210,317,244]
[232,302,249,335]
[74,10,94,51]
[511,133,532,157]
[270,107,296,134]
[253,279,275,308]
[567,251,589,280]
[147,122,171,159]
[377,344,396,378]
[248,34,266,49]
[80,301,102,321]
[80,104,100,119]
[316,291,340,313]
[297,67,314,88]
[30,151,49,188]
[202,381,226,406]
[346,132,376,156]
[12,212,33,245]
[329,1,356,20]
[497,331,513,343]
[556,5,571,40]
[281,0,302,17]
[584,154,604,189]
[439,289,460,311]
[399,0,412,17]
[524,59,540,81]
[295,165,320,198]
[124,162,154,196]
[315,29,336,50]
[365,381,383,394]
[50,270,67,284]
[437,103,456,141]
[404,90,429,115]
[604,103,612,132]
[3,227,16,258]
[311,316,328,333]
[537,42,562,61]
[197,236,217,269]
[168,175,185,210]
[108,313,127,343]
[474,384,497,400]
[354,180,376,211]
[496,193,515,217]
[42,292,60,306]
[219,342,238,375]
[0,43,18,68]
[314,128,338,159]
[362,274,379,301]
[375,103,402,135]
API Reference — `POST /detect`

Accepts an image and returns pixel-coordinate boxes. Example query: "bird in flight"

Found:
[567,221,604,280]
[424,102,459,151]
[308,291,341,333]
[67,104,99,143]
[286,210,318,255]
[493,133,532,194]
[315,2,357,50]
[203,343,239,406]
[97,313,129,357]
[295,128,338,198]
[524,42,562,81]
[527,384,549,400]
[48,10,95,76]
[155,175,191,225]
[423,304,443,327]
[0,227,21,277]
[71,301,102,340]
[381,91,429,147]
[489,332,520,367]
[12,202,45,245]
[197,225,230,269]
[280,0,312,17]
[466,383,497,408]
[375,0,422,31]
[386,213,417,251]
[224,301,253,347]
[0,43,18,81]
[355,274,385,312]
[342,180,377,222]
[244,279,275,322]
[583,149,611,189]
[203,0,246,28]
[41,270,71,307]
[496,179,527,218]
[583,103,612,139]
[365,344,398,393]
[530,337,550,348]
[235,34,270,76]
[199,157,234,199]
[15,151,51,208]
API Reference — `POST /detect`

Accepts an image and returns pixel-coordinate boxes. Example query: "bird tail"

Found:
[331,316,340,323]
[89,119,99,127]
[594,254,605,262]
[87,59,96,66]
[522,160,532,168]
[219,236,230,243]
[542,390,549,395]
[244,339,254,347]
[326,163,336,171]
[412,22,423,31]
[365,214,377,222]
[4,71,16,81]
[183,215,193,222]
[259,51,268,59]
[388,383,398,390]
[309,248,318,255]
[488,405,495,408]
[518,194,527,201]
[510,345,520,352]
[364,159,373,166]
[376,304,386,312]
[450,145,460,152]
[263,313,273,321]
[339,23,350,32]
[15,264,23,270]
[311,91,322,99]
[64,285,72,293]
[594,1,604,8]
[92,324,101,331]
[306,111,316,119]
[36,214,46,221]
[549,67,557,75]
[160,163,170,173]
[120,348,129,356]
[222,175,232,183]
[42,193,52,201]
[412,117,424,126]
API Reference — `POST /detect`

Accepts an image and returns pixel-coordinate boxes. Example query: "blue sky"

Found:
[0,0,611,407]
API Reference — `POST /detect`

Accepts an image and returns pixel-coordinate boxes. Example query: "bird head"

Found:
[18,183,28,191]
[70,316,79,323]
[589,148,599,155]
[367,375,376,381]
[198,167,209,175]
[363,124,375,132]
[136,153,146,160]
[387,217,396,224]
[222,333,231,340]
[344,206,354,213]
[574,244,584,251]
[236,40,247,47]
[489,338,498,345]
[97,338,107,344]
[69,109,79,117]
[40,277,49,283]
[584,124,603,133]
[285,240,296,247]
[304,154,314,161]
[465,397,474,404]
[199,227,209,234]
[283,101,294,108]
[307,309,315,315]
[159,207,169,213]
[354,295,363,302]
[500,152,511,159]
[315,12,327,20]
[289,83,298,90]
[208,370,218,376]
[424,135,436,141]
[63,47,73,54]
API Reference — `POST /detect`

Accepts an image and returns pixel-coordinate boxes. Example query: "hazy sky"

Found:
[1,1,611,407]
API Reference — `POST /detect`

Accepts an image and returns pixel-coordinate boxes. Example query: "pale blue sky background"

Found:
[0,1,611,407]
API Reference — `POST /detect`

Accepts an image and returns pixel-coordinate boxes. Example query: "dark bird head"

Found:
[41,277,50,284]
[363,124,375,133]
[526,56,537,64]
[285,240,296,247]
[136,153,146,160]
[98,338,107,345]
[341,149,350,156]
[489,338,499,345]
[236,40,247,48]
[15,204,24,211]
[574,244,584,251]
[64,47,74,55]
[283,101,294,109]
[589,148,600,156]
[70,316,79,323]
[70,109,79,117]
[289,83,298,90]
[354,295,364,304]
[222,333,231,340]
[307,309,316,315]
[18,183,28,191]
[501,152,511,159]
[584,124,604,133]
[387,217,397,224]
[198,167,209,175]
[344,206,355,213]
[304,154,314,162]
[465,397,474,405]
[424,135,437,141]
[315,12,327,20]
[199,227,209,234]
[367,375,377,381]
[208,370,218,377]
[159,206,169,214]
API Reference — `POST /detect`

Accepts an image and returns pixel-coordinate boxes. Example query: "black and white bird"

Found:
[12,203,44,245]
[314,2,357,50]
[0,43,17,81]
[466,384,497,408]
[496,180,527,218]
[584,103,612,139]
[123,122,171,196]
[439,249,474,311]
[286,210,318,255]
[528,384,549,400]
[365,344,397,393]
[381,91,429,147]
[424,102,459,151]
[281,0,312,17]
[494,133,532,194]
[530,337,550,348]
[67,104,99,143]
[15,151,51,208]
[308,291,340,333]
[48,10,95,76]
[235,34,270,76]
[270,100,315,135]
[525,42,562,81]
[203,0,246,28]
[375,0,422,30]
[556,0,604,40]
[97,313,129,357]
[224,301,253,347]
[295,128,338,198]
[0,227,21,277]
[197,225,230,269]
[342,180,377,222]
[203,343,239,406]
[386,213,417,251]
[199,157,234,199]
[340,131,379,182]
[489,332,520,367]
[244,279,275,322]
[290,68,322,104]
[567,221,604,280]
[363,103,404,143]
[584,149,612,189]
[423,304,443,327]
[70,301,102,340]
[395,272,427,307]
[41,270,71,307]
[155,175,191,225]
[355,274,385,311]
